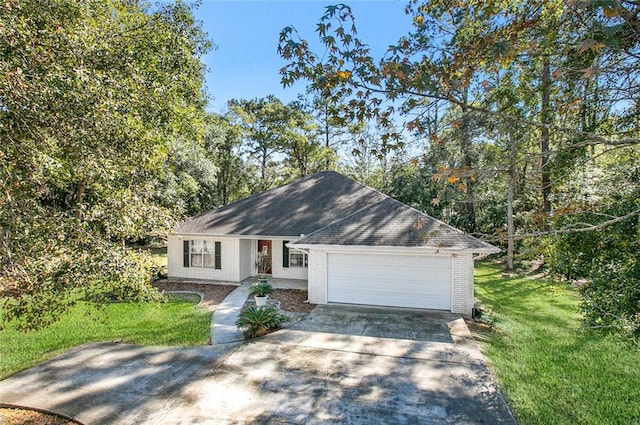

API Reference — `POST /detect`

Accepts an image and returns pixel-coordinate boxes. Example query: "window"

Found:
[183,240,221,269]
[290,251,308,267]
[283,241,307,268]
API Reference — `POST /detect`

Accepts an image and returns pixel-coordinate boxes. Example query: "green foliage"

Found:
[248,281,274,297]
[235,306,287,338]
[296,91,362,172]
[158,135,219,216]
[0,0,210,327]
[0,295,212,379]
[228,95,295,191]
[582,259,640,338]
[543,153,640,336]
[228,95,335,190]
[475,262,640,425]
[155,113,247,215]
[205,113,249,206]
[386,161,449,218]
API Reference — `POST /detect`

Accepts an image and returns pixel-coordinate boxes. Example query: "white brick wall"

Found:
[307,249,327,304]
[450,253,474,315]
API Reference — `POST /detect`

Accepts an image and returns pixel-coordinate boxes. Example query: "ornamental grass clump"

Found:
[236,306,287,338]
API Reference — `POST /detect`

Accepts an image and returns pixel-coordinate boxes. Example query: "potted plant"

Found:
[249,281,273,307]
[255,251,271,282]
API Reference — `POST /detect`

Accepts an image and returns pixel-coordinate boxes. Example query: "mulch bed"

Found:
[0,407,80,425]
[271,289,316,313]
[153,281,316,314]
[153,281,237,308]
[243,289,316,328]
[243,289,316,314]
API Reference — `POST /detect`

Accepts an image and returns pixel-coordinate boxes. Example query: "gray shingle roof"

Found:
[291,196,498,252]
[175,171,387,237]
[175,170,498,252]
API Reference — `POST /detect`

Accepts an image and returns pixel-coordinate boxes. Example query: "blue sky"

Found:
[192,1,413,112]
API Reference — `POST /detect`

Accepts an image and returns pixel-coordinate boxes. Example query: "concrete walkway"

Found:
[210,281,251,344]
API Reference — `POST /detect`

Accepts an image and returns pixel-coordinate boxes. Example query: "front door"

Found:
[257,240,272,274]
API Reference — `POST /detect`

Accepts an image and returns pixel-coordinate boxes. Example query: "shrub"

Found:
[542,193,640,339]
[235,306,287,338]
[581,259,640,339]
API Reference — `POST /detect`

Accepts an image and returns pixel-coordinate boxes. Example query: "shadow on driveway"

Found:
[0,306,516,424]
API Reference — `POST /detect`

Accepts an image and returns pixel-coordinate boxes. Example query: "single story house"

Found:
[167,171,499,315]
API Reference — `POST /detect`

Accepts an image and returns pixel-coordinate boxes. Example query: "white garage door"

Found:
[327,253,451,310]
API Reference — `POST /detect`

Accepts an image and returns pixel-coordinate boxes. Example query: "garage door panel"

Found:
[327,253,452,310]
[331,263,449,281]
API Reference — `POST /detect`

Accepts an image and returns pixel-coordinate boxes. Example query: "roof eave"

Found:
[287,242,501,254]
[170,232,300,240]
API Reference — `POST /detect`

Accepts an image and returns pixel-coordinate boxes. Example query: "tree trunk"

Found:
[506,125,516,271]
[74,179,87,219]
[540,59,552,217]
[324,101,331,170]
[460,106,477,233]
[260,147,268,191]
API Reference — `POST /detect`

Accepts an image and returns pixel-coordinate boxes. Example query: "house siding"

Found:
[272,240,309,280]
[167,234,240,282]
[451,253,474,315]
[239,239,253,281]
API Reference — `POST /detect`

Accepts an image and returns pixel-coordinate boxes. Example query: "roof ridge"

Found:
[352,180,494,245]
[338,174,465,231]
[291,174,496,250]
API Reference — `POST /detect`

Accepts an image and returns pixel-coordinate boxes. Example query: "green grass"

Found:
[0,295,211,379]
[474,262,640,425]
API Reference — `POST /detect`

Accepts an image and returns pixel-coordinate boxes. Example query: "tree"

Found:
[0,0,211,328]
[279,100,329,179]
[229,95,332,187]
[228,96,290,191]
[157,135,218,217]
[278,1,640,335]
[297,91,362,170]
[279,0,640,221]
[341,121,401,190]
[206,113,249,206]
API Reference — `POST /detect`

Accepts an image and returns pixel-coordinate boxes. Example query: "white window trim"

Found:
[289,248,308,268]
[189,240,220,269]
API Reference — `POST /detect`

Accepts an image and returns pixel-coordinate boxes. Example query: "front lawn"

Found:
[0,295,211,379]
[474,262,640,425]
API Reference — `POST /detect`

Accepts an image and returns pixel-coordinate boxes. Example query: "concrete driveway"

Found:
[0,305,515,424]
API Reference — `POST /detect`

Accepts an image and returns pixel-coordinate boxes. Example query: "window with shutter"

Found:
[183,239,220,268]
